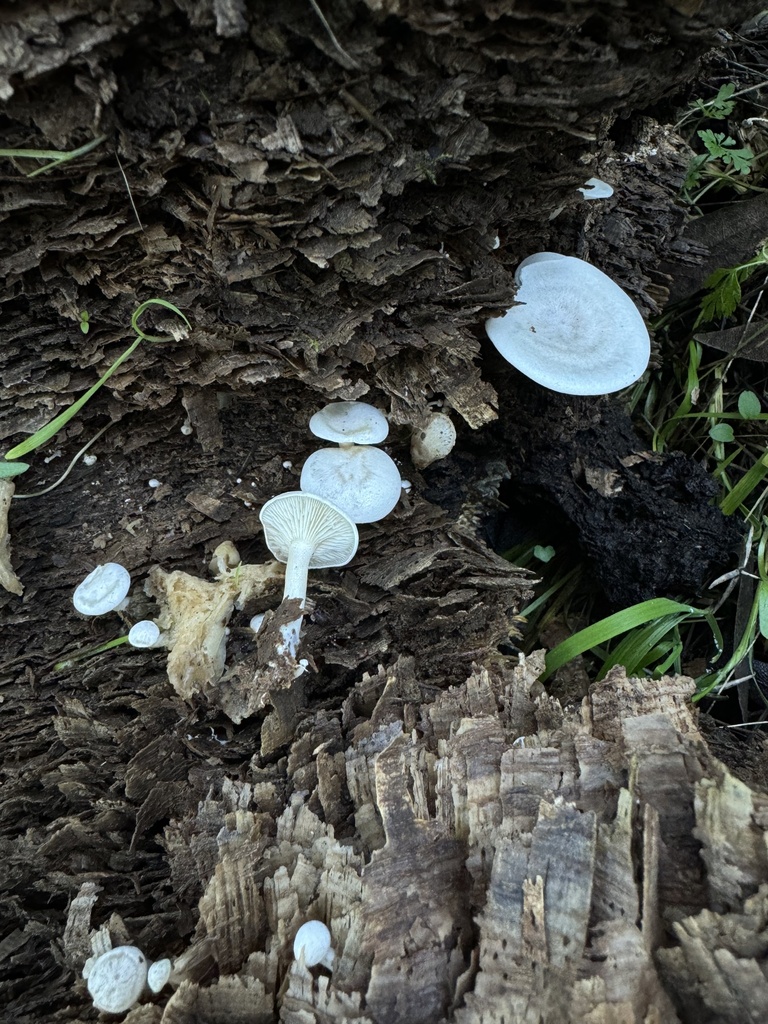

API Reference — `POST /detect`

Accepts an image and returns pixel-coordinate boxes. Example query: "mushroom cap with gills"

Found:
[484,253,650,396]
[259,492,358,571]
[309,401,389,445]
[300,445,401,524]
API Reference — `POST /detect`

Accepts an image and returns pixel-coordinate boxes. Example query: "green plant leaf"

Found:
[709,423,735,443]
[0,460,30,478]
[541,598,697,681]
[533,544,555,563]
[738,390,762,419]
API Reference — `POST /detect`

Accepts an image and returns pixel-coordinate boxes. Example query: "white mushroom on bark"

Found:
[259,491,358,657]
[83,945,149,1014]
[309,401,389,446]
[300,444,402,523]
[73,563,131,616]
[411,412,457,469]
[293,920,334,969]
[128,620,161,649]
[485,252,650,395]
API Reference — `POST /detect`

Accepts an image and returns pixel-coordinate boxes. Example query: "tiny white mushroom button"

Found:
[85,945,149,1014]
[411,413,457,469]
[73,563,131,616]
[128,620,161,649]
[147,958,172,994]
[293,920,333,968]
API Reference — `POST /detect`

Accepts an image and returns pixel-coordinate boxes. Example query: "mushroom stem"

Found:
[280,539,314,656]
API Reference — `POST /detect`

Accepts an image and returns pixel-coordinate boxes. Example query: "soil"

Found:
[2,2,768,1022]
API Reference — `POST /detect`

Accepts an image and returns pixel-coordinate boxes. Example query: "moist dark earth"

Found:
[1,1,766,1021]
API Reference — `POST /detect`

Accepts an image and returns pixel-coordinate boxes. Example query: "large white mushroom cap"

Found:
[85,945,149,1013]
[73,563,131,616]
[309,401,389,445]
[300,446,401,523]
[485,252,650,396]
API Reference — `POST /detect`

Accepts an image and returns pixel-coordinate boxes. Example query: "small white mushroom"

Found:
[85,945,149,1014]
[309,401,389,446]
[128,620,161,649]
[73,563,131,616]
[300,445,401,523]
[578,176,614,200]
[259,492,358,656]
[147,958,172,994]
[250,612,266,634]
[293,920,334,968]
[485,252,650,396]
[411,413,457,469]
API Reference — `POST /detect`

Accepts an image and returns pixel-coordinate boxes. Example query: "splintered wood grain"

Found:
[49,657,768,1023]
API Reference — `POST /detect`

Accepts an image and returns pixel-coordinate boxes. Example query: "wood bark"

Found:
[1,1,767,1022]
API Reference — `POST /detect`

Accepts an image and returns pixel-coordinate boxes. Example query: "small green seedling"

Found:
[695,243,768,327]
[0,298,190,480]
[682,129,756,206]
[690,82,738,121]
[79,311,90,335]
[533,544,556,563]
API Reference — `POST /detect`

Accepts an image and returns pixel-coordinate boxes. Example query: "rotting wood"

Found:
[2,2,768,1022]
[49,658,768,1023]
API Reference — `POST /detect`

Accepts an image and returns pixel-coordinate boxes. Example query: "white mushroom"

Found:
[300,445,402,523]
[259,492,358,656]
[128,620,161,649]
[84,945,149,1014]
[309,401,389,446]
[578,177,614,200]
[293,920,334,968]
[73,563,131,616]
[147,958,172,994]
[485,252,650,395]
[410,412,457,469]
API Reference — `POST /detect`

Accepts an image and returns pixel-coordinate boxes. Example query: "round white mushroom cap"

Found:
[485,253,650,396]
[293,920,333,967]
[73,563,131,616]
[309,401,389,445]
[128,620,161,649]
[260,492,359,570]
[85,945,149,1014]
[147,958,172,994]
[411,413,457,469]
[300,446,401,523]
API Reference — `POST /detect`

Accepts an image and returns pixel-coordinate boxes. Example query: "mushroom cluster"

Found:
[71,562,165,652]
[259,400,401,657]
[83,944,173,1013]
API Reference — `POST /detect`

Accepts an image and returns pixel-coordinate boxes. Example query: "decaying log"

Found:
[55,658,768,1022]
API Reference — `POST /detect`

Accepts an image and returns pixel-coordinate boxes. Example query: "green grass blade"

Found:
[0,134,108,178]
[720,454,768,514]
[4,336,142,460]
[595,614,689,680]
[542,598,697,681]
